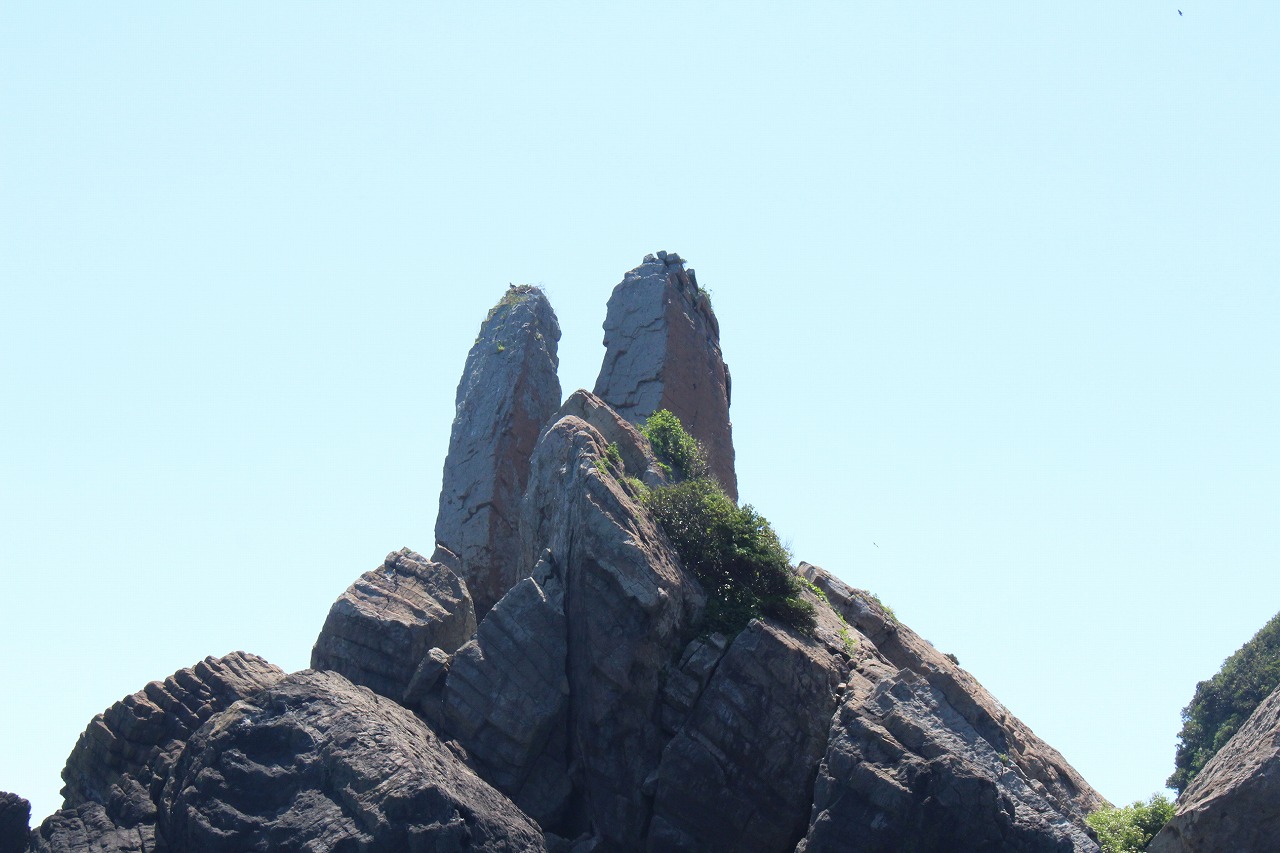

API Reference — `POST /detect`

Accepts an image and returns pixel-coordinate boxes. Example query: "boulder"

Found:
[434,285,562,617]
[0,793,29,853]
[1148,682,1280,853]
[311,547,477,704]
[28,803,148,853]
[156,669,546,853]
[592,252,737,499]
[519,414,704,846]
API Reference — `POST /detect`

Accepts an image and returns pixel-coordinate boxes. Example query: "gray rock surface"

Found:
[796,563,1103,853]
[311,547,477,704]
[33,652,284,853]
[0,793,29,853]
[157,669,546,853]
[519,414,704,846]
[435,285,562,617]
[592,252,737,499]
[647,619,844,853]
[441,565,571,828]
[1148,681,1280,853]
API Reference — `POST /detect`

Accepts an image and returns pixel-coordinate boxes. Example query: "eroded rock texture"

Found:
[311,547,477,704]
[157,669,546,853]
[796,563,1103,853]
[648,619,844,853]
[435,285,562,618]
[32,652,285,853]
[1149,682,1280,853]
[518,413,704,846]
[0,793,29,853]
[593,252,737,499]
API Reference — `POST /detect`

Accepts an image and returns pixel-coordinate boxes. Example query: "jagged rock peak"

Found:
[593,251,738,500]
[0,793,29,853]
[435,285,562,618]
[1149,681,1280,853]
[311,547,478,705]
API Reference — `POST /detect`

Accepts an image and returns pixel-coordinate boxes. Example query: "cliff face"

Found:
[23,256,1114,852]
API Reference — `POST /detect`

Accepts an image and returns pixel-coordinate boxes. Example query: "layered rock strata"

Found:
[33,652,285,853]
[796,563,1103,852]
[311,546,477,703]
[156,669,546,853]
[593,252,737,499]
[1149,681,1280,853]
[434,285,562,617]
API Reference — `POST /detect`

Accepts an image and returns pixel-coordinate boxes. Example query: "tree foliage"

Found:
[1168,610,1280,793]
[640,409,710,482]
[1085,795,1174,853]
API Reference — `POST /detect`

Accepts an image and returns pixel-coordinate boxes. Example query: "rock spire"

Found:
[593,251,737,499]
[433,285,562,617]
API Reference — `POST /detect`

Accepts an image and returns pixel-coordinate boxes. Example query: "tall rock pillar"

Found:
[593,251,737,499]
[434,286,561,618]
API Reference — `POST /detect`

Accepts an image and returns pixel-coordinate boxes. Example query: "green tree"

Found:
[1168,610,1280,793]
[1085,795,1175,853]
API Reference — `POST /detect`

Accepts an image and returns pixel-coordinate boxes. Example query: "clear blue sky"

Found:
[2,1,1277,823]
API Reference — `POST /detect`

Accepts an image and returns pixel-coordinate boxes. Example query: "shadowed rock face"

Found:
[0,793,30,853]
[593,252,737,500]
[311,547,477,704]
[434,285,562,618]
[156,669,547,853]
[1148,682,1280,853]
[31,652,286,853]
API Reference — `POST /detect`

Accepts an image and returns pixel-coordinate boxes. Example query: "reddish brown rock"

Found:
[592,252,737,499]
[434,285,562,618]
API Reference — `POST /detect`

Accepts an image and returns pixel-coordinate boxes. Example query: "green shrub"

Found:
[640,409,710,482]
[1168,610,1280,793]
[642,477,814,636]
[1085,795,1175,853]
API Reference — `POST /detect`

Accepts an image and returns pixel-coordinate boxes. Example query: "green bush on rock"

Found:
[636,411,814,637]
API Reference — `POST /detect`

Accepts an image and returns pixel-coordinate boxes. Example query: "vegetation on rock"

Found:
[1085,794,1174,853]
[1168,610,1280,793]
[636,410,814,636]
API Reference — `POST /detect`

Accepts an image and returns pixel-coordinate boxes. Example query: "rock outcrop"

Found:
[312,547,477,704]
[796,563,1103,853]
[25,256,1108,853]
[593,252,737,499]
[516,413,704,847]
[434,285,562,617]
[0,794,29,853]
[157,669,546,853]
[1148,682,1280,853]
[32,652,285,853]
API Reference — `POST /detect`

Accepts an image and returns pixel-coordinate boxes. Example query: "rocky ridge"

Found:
[21,256,1112,852]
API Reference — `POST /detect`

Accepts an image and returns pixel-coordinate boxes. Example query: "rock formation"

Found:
[24,257,1116,852]
[434,285,562,618]
[31,652,285,853]
[311,547,477,703]
[157,669,546,853]
[0,794,29,853]
[1148,681,1280,853]
[593,251,737,499]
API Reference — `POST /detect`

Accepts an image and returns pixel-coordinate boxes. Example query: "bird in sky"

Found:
[1178,9,1183,14]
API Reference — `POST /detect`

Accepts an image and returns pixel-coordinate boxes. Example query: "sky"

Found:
[2,0,1277,825]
